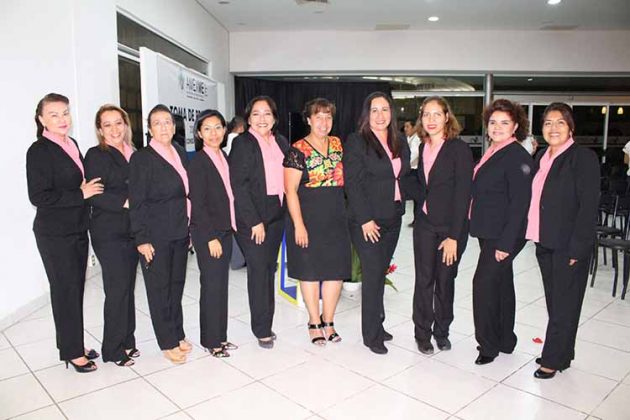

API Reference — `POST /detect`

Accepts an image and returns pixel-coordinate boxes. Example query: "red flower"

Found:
[385,264,397,275]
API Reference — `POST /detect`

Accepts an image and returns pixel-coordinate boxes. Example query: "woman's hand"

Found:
[569,259,577,266]
[495,250,510,262]
[137,243,155,264]
[438,238,458,266]
[81,178,104,199]
[208,239,222,259]
[295,224,308,248]
[251,223,266,245]
[362,220,381,243]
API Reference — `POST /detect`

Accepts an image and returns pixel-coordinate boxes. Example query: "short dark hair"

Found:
[194,109,226,150]
[35,93,69,137]
[147,104,174,127]
[482,99,529,142]
[357,91,401,159]
[227,115,246,134]
[302,97,336,123]
[542,102,575,133]
[244,95,279,133]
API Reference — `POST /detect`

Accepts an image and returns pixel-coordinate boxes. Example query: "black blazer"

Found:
[534,143,599,259]
[84,146,132,241]
[129,143,189,245]
[470,142,533,253]
[189,150,232,243]
[26,136,88,236]
[229,131,289,230]
[417,138,473,239]
[343,132,411,225]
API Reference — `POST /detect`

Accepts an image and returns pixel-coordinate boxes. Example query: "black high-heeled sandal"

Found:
[126,348,141,358]
[65,359,97,373]
[115,355,135,367]
[210,348,230,358]
[222,342,238,351]
[308,323,326,346]
[320,316,341,343]
[85,349,100,360]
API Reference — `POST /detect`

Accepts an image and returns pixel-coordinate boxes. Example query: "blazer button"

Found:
[541,205,544,210]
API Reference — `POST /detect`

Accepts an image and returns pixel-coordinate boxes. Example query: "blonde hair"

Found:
[94,104,133,149]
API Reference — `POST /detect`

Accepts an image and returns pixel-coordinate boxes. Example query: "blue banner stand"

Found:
[277,234,302,306]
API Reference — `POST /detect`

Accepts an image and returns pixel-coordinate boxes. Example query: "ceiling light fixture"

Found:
[218,1,230,4]
[618,107,624,115]
[428,16,439,22]
[601,106,607,115]
[527,78,533,82]
[547,0,562,5]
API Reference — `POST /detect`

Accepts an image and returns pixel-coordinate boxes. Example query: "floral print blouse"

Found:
[283,136,344,188]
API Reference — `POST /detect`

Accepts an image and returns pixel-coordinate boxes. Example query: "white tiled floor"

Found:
[2,205,630,419]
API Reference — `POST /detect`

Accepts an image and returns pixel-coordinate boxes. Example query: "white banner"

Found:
[140,47,219,152]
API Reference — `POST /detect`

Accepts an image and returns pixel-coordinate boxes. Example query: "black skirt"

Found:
[286,186,351,281]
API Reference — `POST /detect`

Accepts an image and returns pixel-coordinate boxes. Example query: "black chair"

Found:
[592,214,630,299]
[591,193,620,273]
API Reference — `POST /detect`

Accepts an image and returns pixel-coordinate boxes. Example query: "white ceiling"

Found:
[198,0,630,32]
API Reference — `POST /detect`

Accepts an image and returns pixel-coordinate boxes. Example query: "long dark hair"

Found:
[542,102,575,134]
[35,93,69,137]
[357,91,400,158]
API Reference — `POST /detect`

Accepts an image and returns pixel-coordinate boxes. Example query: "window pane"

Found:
[605,105,630,177]
[117,13,207,75]
[118,57,144,149]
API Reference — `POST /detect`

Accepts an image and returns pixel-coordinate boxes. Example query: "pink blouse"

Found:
[249,128,285,204]
[106,141,133,162]
[377,136,402,201]
[204,146,236,232]
[149,140,191,223]
[422,139,445,214]
[43,129,84,177]
[525,138,575,242]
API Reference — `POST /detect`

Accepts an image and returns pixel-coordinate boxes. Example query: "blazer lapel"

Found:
[474,142,514,179]
[426,140,449,187]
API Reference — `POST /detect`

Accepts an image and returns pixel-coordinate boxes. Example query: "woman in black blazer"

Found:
[344,91,411,355]
[26,93,103,372]
[229,96,289,349]
[526,103,599,379]
[129,104,191,364]
[84,105,139,367]
[470,99,533,365]
[413,96,473,355]
[189,109,238,357]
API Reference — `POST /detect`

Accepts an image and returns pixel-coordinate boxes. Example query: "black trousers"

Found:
[140,238,188,350]
[536,244,589,370]
[236,218,284,339]
[92,237,138,362]
[192,232,232,349]
[34,232,88,360]
[473,238,525,357]
[413,221,468,341]
[350,215,401,347]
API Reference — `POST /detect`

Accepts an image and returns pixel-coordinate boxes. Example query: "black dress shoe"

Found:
[416,340,434,355]
[368,344,388,355]
[475,354,495,365]
[258,338,274,349]
[383,331,393,341]
[436,337,451,351]
[534,368,556,379]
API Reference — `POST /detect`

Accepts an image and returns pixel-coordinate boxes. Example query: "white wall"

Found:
[230,30,630,74]
[0,0,231,326]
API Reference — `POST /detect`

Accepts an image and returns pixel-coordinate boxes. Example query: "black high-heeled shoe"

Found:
[534,367,557,379]
[65,359,97,373]
[85,349,100,360]
[114,355,135,367]
[126,348,141,358]
[320,316,341,343]
[308,323,326,346]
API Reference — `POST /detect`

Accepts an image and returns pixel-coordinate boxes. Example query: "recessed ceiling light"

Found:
[527,78,533,82]
[428,16,439,22]
[547,0,562,5]
[218,1,230,4]
[314,10,324,14]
